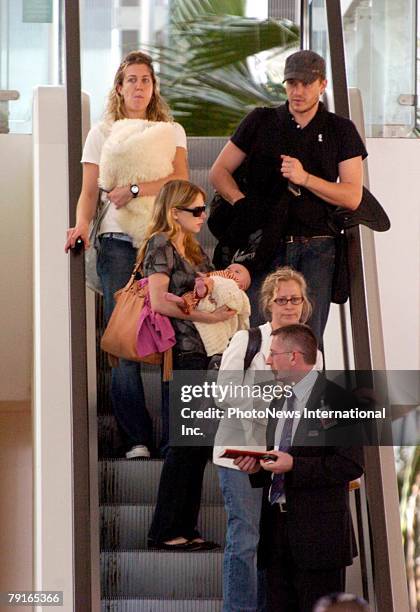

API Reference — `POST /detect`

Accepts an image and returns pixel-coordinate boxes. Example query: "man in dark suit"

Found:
[236,324,364,612]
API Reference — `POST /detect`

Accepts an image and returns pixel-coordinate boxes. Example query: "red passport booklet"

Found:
[219,448,277,461]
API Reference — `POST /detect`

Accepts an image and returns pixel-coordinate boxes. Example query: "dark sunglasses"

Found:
[177,205,206,217]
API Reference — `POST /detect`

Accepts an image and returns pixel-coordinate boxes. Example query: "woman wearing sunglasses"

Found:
[214,266,322,611]
[138,179,236,550]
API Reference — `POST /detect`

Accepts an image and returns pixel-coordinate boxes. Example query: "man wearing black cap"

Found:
[210,50,368,343]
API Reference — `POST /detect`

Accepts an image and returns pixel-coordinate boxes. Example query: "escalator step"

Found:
[101,598,222,611]
[99,460,224,504]
[101,550,223,598]
[100,503,226,549]
[98,414,162,459]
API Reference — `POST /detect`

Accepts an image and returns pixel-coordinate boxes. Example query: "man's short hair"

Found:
[319,604,370,612]
[271,324,317,365]
[313,592,371,612]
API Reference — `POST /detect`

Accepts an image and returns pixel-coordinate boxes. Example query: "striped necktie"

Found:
[269,392,295,505]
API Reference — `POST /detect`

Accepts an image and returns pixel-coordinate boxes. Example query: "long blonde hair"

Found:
[138,180,207,267]
[260,266,312,323]
[104,51,172,123]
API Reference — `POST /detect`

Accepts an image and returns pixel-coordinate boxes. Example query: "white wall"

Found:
[324,138,420,372]
[0,134,33,401]
[0,135,33,609]
[33,86,74,611]
[32,86,95,612]
[367,138,420,370]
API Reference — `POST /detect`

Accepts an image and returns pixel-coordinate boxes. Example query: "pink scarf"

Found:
[136,278,175,357]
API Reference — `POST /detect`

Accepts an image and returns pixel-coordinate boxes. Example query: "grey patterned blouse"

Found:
[142,233,214,354]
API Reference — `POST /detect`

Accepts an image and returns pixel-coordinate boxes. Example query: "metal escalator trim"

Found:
[324,3,410,611]
[65,0,98,609]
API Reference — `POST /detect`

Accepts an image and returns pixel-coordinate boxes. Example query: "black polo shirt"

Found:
[231,102,368,236]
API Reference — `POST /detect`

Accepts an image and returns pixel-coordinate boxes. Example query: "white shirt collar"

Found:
[291,369,319,402]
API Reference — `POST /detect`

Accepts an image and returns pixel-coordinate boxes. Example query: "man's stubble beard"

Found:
[289,96,320,118]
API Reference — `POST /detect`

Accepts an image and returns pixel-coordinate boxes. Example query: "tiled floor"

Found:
[0,402,32,612]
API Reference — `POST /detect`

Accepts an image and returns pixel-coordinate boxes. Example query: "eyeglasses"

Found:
[273,297,304,306]
[269,350,305,357]
[177,206,206,217]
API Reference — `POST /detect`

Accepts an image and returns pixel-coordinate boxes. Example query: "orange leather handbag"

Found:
[100,262,173,380]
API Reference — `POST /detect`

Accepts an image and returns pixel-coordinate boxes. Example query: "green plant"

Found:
[397,445,420,611]
[151,0,299,135]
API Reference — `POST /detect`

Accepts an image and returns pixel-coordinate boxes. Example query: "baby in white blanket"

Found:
[166,264,252,356]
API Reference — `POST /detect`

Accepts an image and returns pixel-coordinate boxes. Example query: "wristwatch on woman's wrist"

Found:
[130,184,140,198]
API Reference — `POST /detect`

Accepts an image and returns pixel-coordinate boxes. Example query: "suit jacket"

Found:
[252,373,365,572]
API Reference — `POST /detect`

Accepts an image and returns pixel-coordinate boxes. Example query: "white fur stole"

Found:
[98,119,176,247]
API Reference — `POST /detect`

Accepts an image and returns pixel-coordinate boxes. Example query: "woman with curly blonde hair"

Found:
[65,51,188,459]
[104,50,172,123]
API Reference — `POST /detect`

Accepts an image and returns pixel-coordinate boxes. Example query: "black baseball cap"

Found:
[283,50,326,84]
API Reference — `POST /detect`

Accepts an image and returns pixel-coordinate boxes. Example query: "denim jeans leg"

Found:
[247,269,268,327]
[296,239,335,344]
[96,237,152,450]
[218,466,263,612]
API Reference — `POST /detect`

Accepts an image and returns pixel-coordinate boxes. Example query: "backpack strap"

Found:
[244,327,262,371]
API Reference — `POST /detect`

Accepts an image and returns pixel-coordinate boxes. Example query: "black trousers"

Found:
[264,504,345,612]
[148,351,211,543]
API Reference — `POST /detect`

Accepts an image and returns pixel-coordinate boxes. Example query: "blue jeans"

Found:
[97,236,165,451]
[248,269,268,328]
[218,466,265,612]
[248,238,335,344]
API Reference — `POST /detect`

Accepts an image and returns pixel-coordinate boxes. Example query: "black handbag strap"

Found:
[244,327,263,371]
[125,260,142,287]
